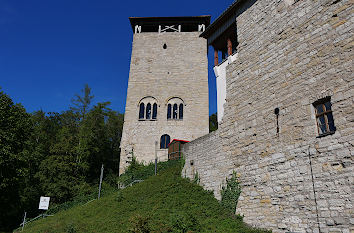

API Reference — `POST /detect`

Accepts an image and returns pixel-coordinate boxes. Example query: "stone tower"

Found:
[119,16,211,174]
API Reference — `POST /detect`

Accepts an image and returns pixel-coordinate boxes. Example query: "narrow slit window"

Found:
[152,103,157,119]
[179,103,183,119]
[139,103,145,119]
[173,104,178,119]
[167,104,172,119]
[314,97,336,136]
[146,103,151,119]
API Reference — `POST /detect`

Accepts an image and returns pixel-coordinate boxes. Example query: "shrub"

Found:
[192,171,200,184]
[169,212,201,233]
[128,214,151,233]
[118,157,183,187]
[64,223,77,233]
[221,171,241,215]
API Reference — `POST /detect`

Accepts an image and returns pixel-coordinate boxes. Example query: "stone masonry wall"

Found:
[182,130,232,200]
[120,31,209,174]
[183,0,353,232]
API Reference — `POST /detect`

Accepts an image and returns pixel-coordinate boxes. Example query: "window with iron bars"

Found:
[313,97,336,137]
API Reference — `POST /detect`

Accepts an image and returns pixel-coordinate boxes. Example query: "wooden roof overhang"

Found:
[129,16,211,33]
[200,0,244,49]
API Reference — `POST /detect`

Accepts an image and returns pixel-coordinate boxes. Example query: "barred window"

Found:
[314,97,336,137]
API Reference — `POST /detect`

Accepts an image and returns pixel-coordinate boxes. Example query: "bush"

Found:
[221,171,241,215]
[169,212,201,233]
[118,158,183,188]
[64,223,77,233]
[128,214,151,233]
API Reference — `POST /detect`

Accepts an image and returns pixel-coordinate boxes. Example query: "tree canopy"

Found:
[0,86,124,232]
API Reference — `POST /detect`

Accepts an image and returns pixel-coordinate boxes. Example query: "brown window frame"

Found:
[313,97,336,137]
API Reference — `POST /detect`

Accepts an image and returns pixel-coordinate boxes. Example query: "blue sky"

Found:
[0,0,232,115]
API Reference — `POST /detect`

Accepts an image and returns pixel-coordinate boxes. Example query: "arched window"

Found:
[173,104,178,119]
[167,104,172,119]
[138,96,158,120]
[160,134,171,149]
[152,103,157,119]
[167,97,184,120]
[139,103,145,119]
[146,103,151,119]
[179,103,183,119]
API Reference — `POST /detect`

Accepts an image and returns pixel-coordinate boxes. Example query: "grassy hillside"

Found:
[19,161,270,233]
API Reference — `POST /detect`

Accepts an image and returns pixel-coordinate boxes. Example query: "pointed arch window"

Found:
[152,103,157,119]
[160,134,171,149]
[173,104,178,119]
[146,103,151,119]
[179,103,183,119]
[167,104,172,119]
[139,103,145,119]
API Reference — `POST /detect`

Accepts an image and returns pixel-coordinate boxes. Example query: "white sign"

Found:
[38,196,50,210]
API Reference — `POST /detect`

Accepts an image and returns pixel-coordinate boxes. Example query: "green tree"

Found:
[0,90,32,231]
[209,113,218,132]
[35,110,84,204]
[79,102,123,181]
[19,111,60,221]
[106,111,124,175]
[71,84,94,120]
[0,86,125,231]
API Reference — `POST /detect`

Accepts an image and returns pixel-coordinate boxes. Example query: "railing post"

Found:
[98,164,104,199]
[155,141,158,175]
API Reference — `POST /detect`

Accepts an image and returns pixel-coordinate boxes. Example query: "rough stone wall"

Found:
[120,31,209,174]
[182,130,232,200]
[183,0,353,232]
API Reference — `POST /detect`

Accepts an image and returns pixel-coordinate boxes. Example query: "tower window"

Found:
[146,103,151,119]
[163,43,167,49]
[179,103,183,119]
[160,134,171,149]
[167,104,172,119]
[152,103,157,119]
[138,96,157,121]
[167,97,184,120]
[173,104,178,119]
[314,97,336,137]
[139,103,145,119]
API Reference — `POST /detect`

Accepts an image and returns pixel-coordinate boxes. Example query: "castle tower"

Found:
[120,16,210,174]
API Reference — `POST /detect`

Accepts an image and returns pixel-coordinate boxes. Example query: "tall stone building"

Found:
[119,16,210,174]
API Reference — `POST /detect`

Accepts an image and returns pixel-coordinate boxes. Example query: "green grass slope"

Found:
[19,163,270,233]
